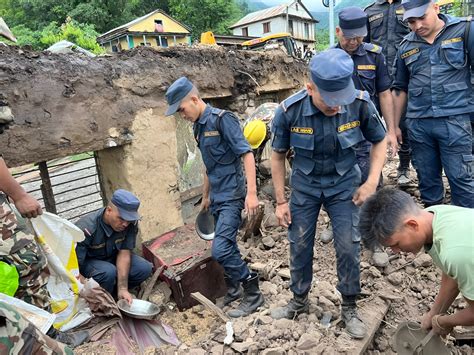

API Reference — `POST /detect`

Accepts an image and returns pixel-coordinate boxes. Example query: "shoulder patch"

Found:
[211,107,226,117]
[281,89,307,112]
[395,8,404,15]
[363,42,382,54]
[368,13,383,23]
[355,90,371,102]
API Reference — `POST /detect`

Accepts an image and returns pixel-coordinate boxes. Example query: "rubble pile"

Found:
[135,157,470,355]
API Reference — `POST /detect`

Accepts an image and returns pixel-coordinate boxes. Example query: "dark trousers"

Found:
[406,114,474,207]
[211,199,250,282]
[81,253,152,294]
[288,189,361,297]
[399,115,411,171]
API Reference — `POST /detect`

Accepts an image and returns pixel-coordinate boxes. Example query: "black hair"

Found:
[359,187,420,251]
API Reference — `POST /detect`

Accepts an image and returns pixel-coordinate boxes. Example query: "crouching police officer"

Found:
[270,49,387,339]
[75,189,153,303]
[392,0,474,208]
[165,77,264,318]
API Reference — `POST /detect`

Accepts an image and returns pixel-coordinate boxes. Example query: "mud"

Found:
[0,45,307,167]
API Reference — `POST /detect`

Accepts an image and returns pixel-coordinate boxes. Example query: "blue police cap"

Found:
[111,189,140,222]
[338,7,367,38]
[165,76,194,116]
[310,48,357,107]
[401,0,431,20]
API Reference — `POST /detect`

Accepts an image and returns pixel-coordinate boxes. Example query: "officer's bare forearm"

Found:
[116,249,131,290]
[379,90,397,131]
[271,151,287,203]
[242,152,257,195]
[202,171,210,199]
[391,89,407,125]
[367,137,387,186]
[0,158,29,201]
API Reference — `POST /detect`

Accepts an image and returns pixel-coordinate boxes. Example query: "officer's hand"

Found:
[14,194,43,218]
[118,288,133,305]
[352,182,377,206]
[275,202,291,228]
[200,197,210,211]
[387,131,400,158]
[245,192,259,217]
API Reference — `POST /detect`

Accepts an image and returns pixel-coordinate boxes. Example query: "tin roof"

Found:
[230,1,316,29]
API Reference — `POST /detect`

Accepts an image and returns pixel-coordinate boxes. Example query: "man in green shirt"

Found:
[359,188,474,335]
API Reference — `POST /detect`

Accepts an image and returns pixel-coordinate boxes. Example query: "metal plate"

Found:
[195,209,215,241]
[393,321,450,355]
[117,299,161,320]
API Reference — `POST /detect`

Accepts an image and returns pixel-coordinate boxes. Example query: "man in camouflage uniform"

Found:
[0,157,50,309]
[0,301,72,354]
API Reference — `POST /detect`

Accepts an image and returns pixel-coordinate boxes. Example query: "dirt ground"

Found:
[75,157,473,355]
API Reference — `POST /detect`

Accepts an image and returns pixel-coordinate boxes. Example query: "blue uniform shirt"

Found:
[75,208,137,265]
[194,105,251,204]
[338,42,392,106]
[364,0,410,75]
[392,14,474,118]
[271,90,386,198]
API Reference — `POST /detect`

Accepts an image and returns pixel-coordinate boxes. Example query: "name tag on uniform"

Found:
[357,65,376,70]
[441,37,462,45]
[401,48,419,59]
[369,13,383,22]
[338,121,360,133]
[204,131,220,137]
[395,9,404,14]
[291,127,313,134]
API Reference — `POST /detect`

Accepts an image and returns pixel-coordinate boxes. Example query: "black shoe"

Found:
[227,273,264,318]
[270,293,309,320]
[222,276,243,307]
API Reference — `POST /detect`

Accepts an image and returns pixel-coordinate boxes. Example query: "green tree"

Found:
[169,0,243,39]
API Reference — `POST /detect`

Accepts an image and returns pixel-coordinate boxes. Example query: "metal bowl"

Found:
[117,299,161,320]
[195,209,215,241]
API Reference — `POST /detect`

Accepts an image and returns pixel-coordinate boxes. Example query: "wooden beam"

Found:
[190,292,229,323]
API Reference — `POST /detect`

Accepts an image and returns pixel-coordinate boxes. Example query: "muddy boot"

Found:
[371,245,389,267]
[341,297,366,339]
[221,276,243,307]
[397,169,411,186]
[270,293,309,320]
[227,273,264,318]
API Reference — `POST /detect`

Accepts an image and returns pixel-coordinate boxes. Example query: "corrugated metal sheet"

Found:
[230,5,289,28]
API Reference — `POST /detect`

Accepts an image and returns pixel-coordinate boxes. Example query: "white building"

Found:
[229,0,318,53]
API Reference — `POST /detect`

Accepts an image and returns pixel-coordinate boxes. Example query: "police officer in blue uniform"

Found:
[337,7,398,179]
[269,49,387,339]
[365,0,413,186]
[165,77,264,318]
[333,7,394,267]
[75,189,153,303]
[392,0,474,208]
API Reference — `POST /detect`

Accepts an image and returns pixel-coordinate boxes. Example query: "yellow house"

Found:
[97,9,191,52]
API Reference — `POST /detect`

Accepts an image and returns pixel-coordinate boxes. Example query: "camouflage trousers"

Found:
[0,195,50,309]
[0,301,72,355]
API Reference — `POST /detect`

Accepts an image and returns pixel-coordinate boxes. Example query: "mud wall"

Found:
[0,45,307,240]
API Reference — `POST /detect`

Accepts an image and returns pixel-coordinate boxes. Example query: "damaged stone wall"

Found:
[0,45,307,240]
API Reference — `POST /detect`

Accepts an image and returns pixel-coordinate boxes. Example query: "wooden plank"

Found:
[242,203,265,242]
[140,265,165,301]
[191,292,229,323]
[351,296,390,355]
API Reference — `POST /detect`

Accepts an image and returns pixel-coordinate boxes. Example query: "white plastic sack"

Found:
[0,293,56,334]
[31,212,90,330]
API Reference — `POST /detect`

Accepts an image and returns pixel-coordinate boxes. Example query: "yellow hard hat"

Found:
[244,120,267,149]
